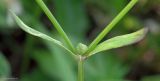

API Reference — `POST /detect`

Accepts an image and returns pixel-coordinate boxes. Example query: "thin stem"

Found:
[86,0,138,54]
[35,0,75,53]
[78,56,85,81]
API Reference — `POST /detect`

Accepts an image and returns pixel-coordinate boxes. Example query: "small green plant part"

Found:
[11,0,148,81]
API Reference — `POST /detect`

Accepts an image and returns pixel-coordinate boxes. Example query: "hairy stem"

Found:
[86,0,138,54]
[35,0,75,53]
[78,56,85,81]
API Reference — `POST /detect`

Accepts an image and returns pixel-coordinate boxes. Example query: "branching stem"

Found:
[86,0,138,55]
[36,0,75,53]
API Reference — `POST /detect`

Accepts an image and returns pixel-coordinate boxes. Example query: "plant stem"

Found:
[78,55,85,81]
[36,0,75,53]
[86,0,138,54]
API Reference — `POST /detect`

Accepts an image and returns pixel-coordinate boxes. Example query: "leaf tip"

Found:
[137,27,148,41]
[9,10,16,17]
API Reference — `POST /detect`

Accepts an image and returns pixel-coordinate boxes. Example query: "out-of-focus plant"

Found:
[11,0,147,81]
[0,0,22,27]
[0,52,11,81]
[141,75,160,81]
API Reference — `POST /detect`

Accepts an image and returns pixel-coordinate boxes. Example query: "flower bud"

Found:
[76,43,88,55]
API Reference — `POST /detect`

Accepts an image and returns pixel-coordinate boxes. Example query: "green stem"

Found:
[78,56,85,81]
[86,0,138,54]
[35,0,75,53]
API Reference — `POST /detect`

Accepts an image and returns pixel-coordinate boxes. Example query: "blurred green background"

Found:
[0,0,160,81]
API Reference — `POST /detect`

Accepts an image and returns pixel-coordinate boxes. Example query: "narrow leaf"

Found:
[90,28,148,56]
[11,12,74,55]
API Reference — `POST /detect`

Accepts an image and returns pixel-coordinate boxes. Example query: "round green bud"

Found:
[76,43,88,55]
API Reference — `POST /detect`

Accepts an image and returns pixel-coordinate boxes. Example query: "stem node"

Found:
[78,55,85,81]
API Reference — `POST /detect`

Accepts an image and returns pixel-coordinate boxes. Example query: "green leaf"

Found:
[0,52,10,78]
[90,28,148,56]
[11,11,74,55]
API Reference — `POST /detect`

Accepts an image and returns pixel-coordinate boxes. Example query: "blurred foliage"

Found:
[141,75,160,81]
[0,0,160,81]
[0,52,10,78]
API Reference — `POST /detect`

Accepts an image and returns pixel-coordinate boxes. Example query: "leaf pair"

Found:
[11,11,147,57]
